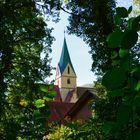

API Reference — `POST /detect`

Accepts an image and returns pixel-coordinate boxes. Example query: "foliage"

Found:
[133,0,140,16]
[63,0,116,74]
[43,123,77,140]
[2,0,140,139]
[44,120,103,140]
[101,6,140,139]
[94,80,107,99]
[44,6,140,140]
[0,0,57,139]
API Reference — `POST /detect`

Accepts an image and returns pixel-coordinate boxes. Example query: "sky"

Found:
[46,0,133,86]
[47,12,95,86]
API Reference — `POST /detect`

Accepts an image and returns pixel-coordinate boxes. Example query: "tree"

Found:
[0,0,55,139]
[62,0,116,74]
[102,7,140,139]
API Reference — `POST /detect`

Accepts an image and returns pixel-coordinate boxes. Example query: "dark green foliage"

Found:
[119,49,129,58]
[116,7,128,18]
[59,6,140,140]
[101,6,140,139]
[102,68,126,90]
[65,0,116,74]
[45,3,140,140]
[0,0,58,139]
[128,16,140,31]
[102,121,116,135]
[107,30,123,48]
[121,30,138,49]
[108,89,124,97]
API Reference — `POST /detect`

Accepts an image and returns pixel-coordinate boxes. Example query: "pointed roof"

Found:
[58,37,76,75]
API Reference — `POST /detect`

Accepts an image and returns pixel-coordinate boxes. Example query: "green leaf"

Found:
[132,16,140,31]
[119,48,129,58]
[33,109,41,118]
[128,77,138,91]
[128,17,135,30]
[128,6,132,14]
[128,130,140,140]
[48,91,57,98]
[39,84,48,92]
[112,60,120,66]
[135,106,140,118]
[102,122,116,135]
[102,68,126,90]
[134,95,140,106]
[35,99,45,108]
[121,30,138,49]
[114,15,121,25]
[76,131,89,138]
[49,84,54,90]
[135,81,140,91]
[33,109,47,121]
[132,66,140,80]
[116,7,128,18]
[111,51,118,59]
[66,123,76,129]
[108,89,124,97]
[107,30,123,48]
[128,16,140,31]
[43,96,52,101]
[133,130,140,140]
[120,56,132,71]
[117,103,130,125]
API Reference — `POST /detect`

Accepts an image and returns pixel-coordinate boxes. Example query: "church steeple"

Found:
[58,37,76,75]
[55,37,77,101]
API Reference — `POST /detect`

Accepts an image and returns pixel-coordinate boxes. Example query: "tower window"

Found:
[68,66,70,74]
[67,78,70,84]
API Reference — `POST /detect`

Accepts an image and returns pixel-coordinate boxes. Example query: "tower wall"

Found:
[55,64,77,101]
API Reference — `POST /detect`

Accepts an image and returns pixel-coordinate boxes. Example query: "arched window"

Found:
[67,78,70,84]
[68,66,70,74]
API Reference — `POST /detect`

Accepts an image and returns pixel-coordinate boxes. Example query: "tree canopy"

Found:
[44,5,140,139]
[62,0,116,74]
[1,0,140,139]
[0,0,55,139]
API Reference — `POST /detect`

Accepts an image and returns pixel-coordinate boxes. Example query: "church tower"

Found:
[55,37,77,101]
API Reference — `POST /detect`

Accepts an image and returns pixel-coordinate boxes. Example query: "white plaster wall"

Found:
[54,66,61,86]
[61,77,76,88]
[60,88,71,101]
[62,63,76,77]
[54,63,77,101]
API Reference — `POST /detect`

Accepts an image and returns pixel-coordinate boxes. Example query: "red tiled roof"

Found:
[76,87,95,98]
[64,89,99,122]
[47,102,74,123]
[64,90,95,121]
[47,87,98,123]
[64,87,95,103]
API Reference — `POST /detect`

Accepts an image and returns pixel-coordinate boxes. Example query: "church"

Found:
[48,37,98,123]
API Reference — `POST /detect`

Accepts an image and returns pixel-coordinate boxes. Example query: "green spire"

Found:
[58,37,76,75]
